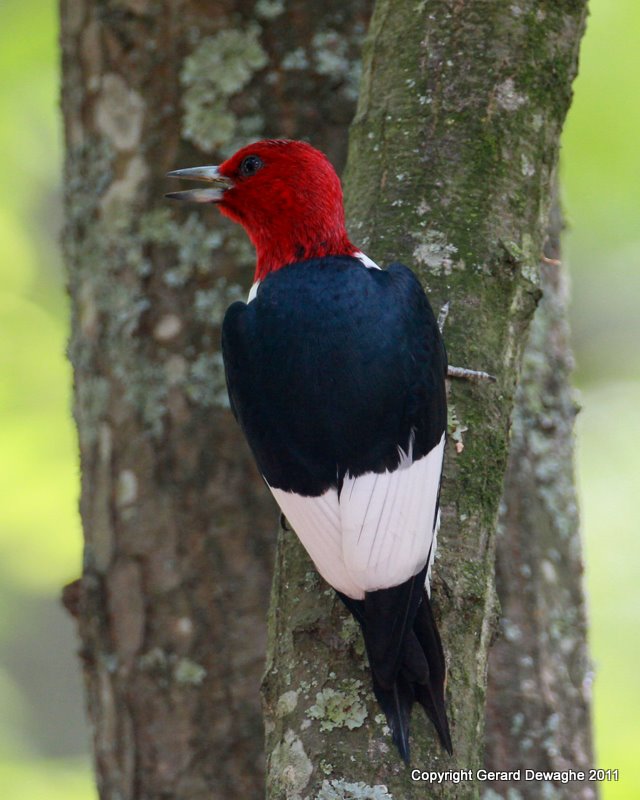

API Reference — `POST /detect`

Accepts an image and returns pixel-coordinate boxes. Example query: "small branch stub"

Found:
[447,365,497,383]
[440,303,496,383]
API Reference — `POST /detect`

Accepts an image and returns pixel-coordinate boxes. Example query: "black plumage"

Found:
[223,256,446,492]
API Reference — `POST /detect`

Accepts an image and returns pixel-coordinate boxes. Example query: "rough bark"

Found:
[60,1,372,798]
[262,2,588,798]
[484,191,596,800]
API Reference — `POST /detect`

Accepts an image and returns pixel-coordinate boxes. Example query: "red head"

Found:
[167,140,357,281]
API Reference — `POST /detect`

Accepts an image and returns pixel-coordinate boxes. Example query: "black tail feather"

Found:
[337,581,452,761]
[363,566,428,689]
[371,671,415,764]
[413,589,453,755]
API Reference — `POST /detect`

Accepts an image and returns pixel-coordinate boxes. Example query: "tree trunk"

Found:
[60,1,372,798]
[484,190,596,799]
[262,2,588,798]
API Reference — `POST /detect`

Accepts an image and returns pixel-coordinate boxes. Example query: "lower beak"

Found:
[165,165,233,203]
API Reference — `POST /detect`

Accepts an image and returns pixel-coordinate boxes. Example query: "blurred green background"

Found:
[0,1,637,798]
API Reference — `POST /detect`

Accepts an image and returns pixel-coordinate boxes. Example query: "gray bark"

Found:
[484,192,596,800]
[60,1,371,798]
[263,2,589,798]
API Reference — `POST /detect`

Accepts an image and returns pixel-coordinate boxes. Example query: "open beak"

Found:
[165,166,233,203]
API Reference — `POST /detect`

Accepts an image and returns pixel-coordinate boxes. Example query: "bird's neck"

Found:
[251,225,357,281]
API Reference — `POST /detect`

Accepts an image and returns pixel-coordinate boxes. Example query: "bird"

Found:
[166,139,452,762]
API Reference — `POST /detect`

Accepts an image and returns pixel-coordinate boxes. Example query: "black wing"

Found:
[221,256,447,496]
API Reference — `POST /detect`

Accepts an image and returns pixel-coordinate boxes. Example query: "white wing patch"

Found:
[269,484,363,598]
[341,433,445,594]
[268,433,445,600]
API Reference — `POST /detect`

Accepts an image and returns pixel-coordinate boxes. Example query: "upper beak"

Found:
[165,165,233,203]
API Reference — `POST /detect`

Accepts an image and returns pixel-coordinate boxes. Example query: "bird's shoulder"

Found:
[247,256,439,331]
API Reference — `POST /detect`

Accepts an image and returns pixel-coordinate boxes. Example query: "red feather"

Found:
[216,140,357,281]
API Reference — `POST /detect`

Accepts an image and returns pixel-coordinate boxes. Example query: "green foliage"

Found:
[561,5,640,797]
[562,2,640,384]
[0,759,95,800]
[0,2,78,590]
[576,383,640,799]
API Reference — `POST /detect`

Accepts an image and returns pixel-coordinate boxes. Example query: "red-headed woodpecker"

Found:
[167,139,452,762]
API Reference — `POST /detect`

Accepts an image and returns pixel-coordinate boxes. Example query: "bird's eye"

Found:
[239,155,264,177]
